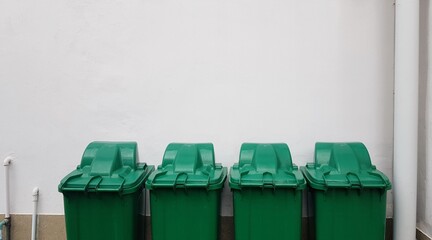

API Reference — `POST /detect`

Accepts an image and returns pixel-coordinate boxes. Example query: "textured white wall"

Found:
[0,0,394,216]
[418,0,432,236]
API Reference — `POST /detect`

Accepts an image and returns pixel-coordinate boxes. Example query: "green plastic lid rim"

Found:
[148,168,227,191]
[60,165,154,195]
[229,177,306,190]
[230,167,306,190]
[301,166,391,191]
[229,183,306,190]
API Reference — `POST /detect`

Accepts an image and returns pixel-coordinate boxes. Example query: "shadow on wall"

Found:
[418,0,432,237]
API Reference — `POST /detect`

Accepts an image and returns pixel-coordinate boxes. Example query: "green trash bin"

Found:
[146,143,227,240]
[229,143,306,240]
[301,142,391,240]
[58,142,154,240]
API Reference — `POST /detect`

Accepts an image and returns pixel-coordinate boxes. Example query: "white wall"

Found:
[418,0,432,236]
[0,0,395,216]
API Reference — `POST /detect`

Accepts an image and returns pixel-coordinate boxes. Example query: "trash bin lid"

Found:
[145,143,227,190]
[229,143,306,190]
[58,142,154,195]
[301,142,391,191]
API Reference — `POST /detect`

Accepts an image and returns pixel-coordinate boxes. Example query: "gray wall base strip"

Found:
[417,228,432,240]
[1,214,394,240]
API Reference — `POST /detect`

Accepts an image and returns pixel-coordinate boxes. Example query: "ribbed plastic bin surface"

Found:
[59,142,153,240]
[146,143,227,240]
[301,142,391,240]
[230,143,306,240]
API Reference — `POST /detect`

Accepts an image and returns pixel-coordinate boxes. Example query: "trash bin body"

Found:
[62,191,143,240]
[149,189,221,240]
[301,142,391,240]
[146,143,227,240]
[230,143,306,240]
[312,188,387,239]
[59,142,154,240]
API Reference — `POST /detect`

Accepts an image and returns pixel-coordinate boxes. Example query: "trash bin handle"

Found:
[115,177,126,193]
[84,175,103,192]
[59,172,83,190]
[205,174,211,191]
[322,170,331,190]
[262,172,275,189]
[283,170,300,187]
[173,172,189,189]
[199,167,212,190]
[150,170,168,187]
[367,171,390,188]
[238,169,250,188]
[346,172,363,188]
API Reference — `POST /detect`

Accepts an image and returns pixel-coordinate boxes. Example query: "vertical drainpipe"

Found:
[2,157,12,240]
[31,188,39,240]
[393,0,419,239]
[3,157,11,220]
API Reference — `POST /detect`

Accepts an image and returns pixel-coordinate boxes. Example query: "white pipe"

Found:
[393,0,419,239]
[3,157,12,219]
[31,187,39,240]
